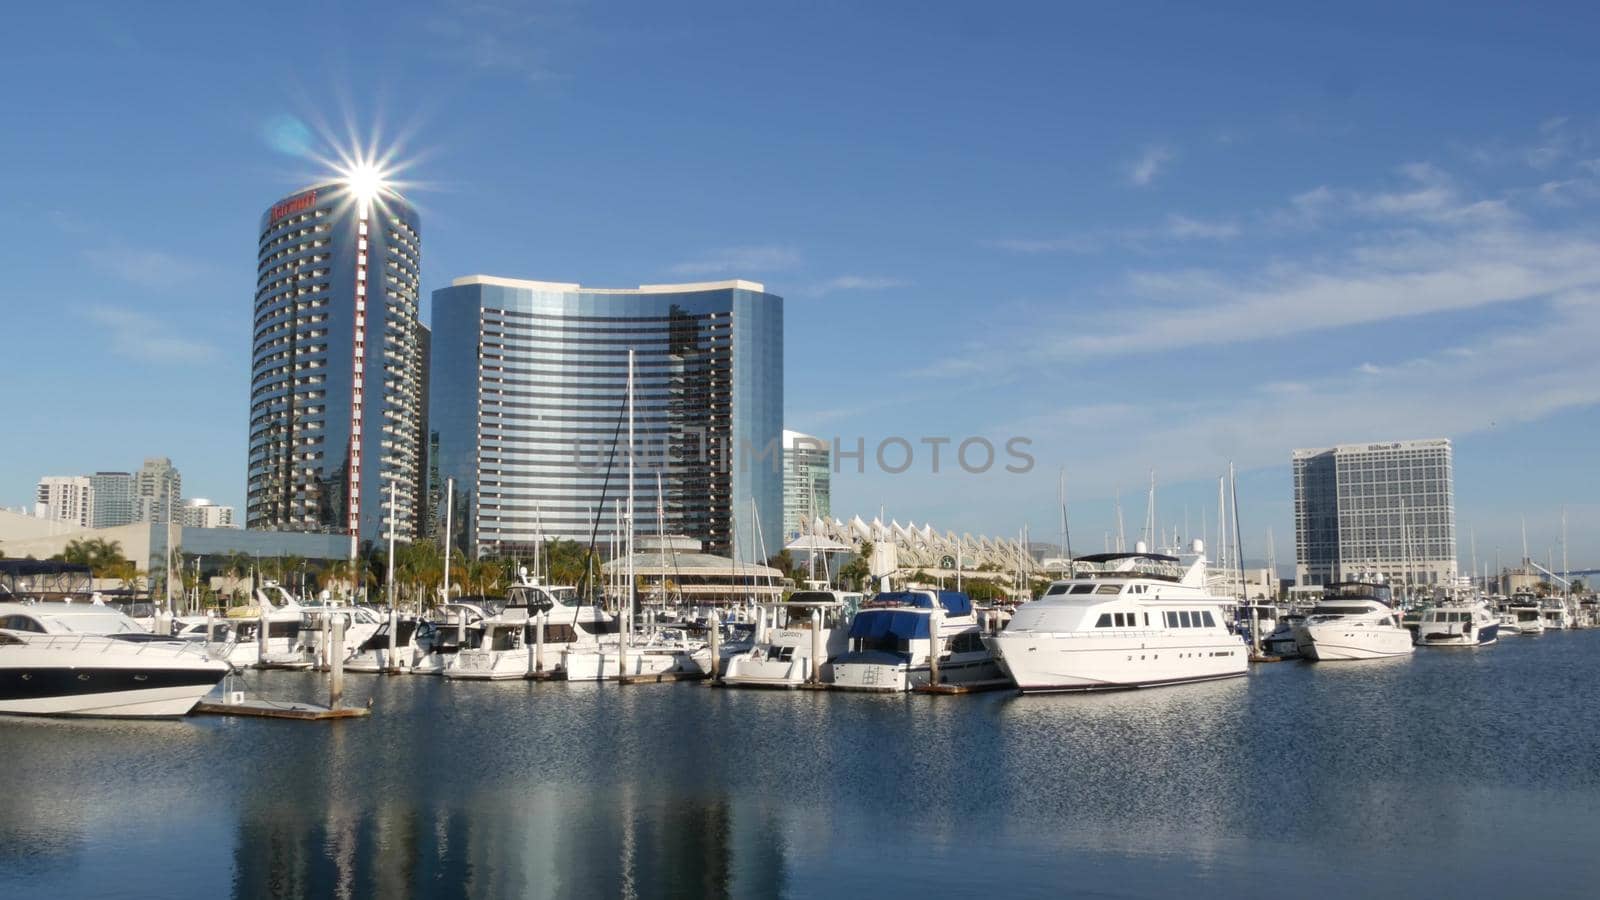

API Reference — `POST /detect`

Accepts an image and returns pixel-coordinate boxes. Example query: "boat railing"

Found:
[6,631,215,659]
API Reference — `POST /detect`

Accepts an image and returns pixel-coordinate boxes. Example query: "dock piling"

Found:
[708,611,721,681]
[329,614,345,709]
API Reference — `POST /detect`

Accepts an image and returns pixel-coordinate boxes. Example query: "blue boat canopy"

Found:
[848,609,931,640]
[870,590,972,617]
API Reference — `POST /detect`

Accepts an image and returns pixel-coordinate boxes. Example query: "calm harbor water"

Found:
[4,632,1600,899]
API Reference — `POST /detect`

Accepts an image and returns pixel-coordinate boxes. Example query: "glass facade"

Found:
[782,429,831,540]
[1293,439,1456,588]
[248,181,425,545]
[430,277,783,562]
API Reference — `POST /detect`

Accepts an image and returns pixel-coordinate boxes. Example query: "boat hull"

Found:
[1416,623,1499,648]
[988,634,1247,692]
[0,663,229,718]
[561,648,705,681]
[829,654,1001,693]
[1295,623,1415,660]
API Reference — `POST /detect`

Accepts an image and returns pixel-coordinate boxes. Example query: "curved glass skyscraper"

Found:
[248,181,425,546]
[430,276,782,562]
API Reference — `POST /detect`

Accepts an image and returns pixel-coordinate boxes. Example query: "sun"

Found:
[339,160,390,217]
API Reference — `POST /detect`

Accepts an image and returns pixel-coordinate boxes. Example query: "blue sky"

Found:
[2,1,1597,568]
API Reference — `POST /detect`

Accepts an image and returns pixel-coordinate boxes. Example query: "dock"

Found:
[526,669,567,682]
[1249,653,1288,664]
[913,678,1015,695]
[192,697,371,720]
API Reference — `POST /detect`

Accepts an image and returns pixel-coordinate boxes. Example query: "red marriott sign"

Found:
[270,190,318,223]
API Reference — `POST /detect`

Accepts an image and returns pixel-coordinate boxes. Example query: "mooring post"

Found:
[387,605,399,674]
[535,611,546,673]
[257,606,269,666]
[329,614,345,709]
[708,611,721,682]
[928,606,943,686]
[811,606,824,684]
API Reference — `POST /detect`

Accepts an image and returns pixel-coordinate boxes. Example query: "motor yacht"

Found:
[1540,597,1570,631]
[1262,614,1304,659]
[1414,602,1499,647]
[446,573,618,680]
[1292,582,1415,660]
[831,589,1000,692]
[986,541,1248,692]
[722,590,859,688]
[1503,593,1545,636]
[0,602,230,717]
[344,614,421,673]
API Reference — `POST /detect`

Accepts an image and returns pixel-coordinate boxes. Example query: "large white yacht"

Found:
[722,590,858,688]
[1414,601,1499,648]
[831,589,1000,692]
[0,602,230,717]
[986,542,1247,692]
[1292,582,1415,660]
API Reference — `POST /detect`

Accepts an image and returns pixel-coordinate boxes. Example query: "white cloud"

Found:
[1124,145,1176,187]
[667,245,801,276]
[987,213,1238,255]
[83,306,220,364]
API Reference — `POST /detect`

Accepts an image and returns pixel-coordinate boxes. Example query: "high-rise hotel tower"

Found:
[248,179,426,546]
[431,276,782,562]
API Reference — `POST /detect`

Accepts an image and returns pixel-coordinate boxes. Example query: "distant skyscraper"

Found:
[180,498,237,529]
[134,457,182,525]
[782,429,830,539]
[247,179,425,546]
[431,276,783,561]
[89,471,135,528]
[35,476,93,528]
[1292,439,1456,589]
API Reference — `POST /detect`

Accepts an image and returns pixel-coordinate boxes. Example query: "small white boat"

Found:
[1263,615,1304,659]
[832,589,1000,692]
[723,591,858,688]
[0,602,230,717]
[1293,582,1414,661]
[1414,602,1499,647]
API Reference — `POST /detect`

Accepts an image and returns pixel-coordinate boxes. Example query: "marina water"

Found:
[4,632,1599,899]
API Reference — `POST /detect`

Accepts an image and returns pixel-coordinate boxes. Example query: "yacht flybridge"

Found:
[986,541,1248,693]
[1291,582,1414,661]
[0,602,230,717]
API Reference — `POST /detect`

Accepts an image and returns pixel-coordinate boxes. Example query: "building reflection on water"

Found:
[228,769,786,899]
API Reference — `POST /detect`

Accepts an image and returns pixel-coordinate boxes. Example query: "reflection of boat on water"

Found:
[831,589,999,692]
[0,602,229,717]
[723,591,858,688]
[986,543,1248,692]
[1293,582,1414,661]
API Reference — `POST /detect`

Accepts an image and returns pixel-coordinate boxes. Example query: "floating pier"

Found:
[193,697,371,720]
[913,678,1014,695]
[1249,653,1288,664]
[526,669,567,682]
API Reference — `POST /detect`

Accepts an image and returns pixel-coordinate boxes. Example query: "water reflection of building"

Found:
[227,763,784,899]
